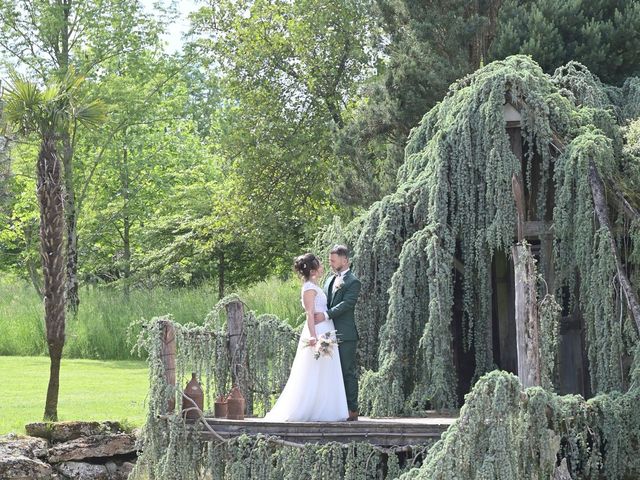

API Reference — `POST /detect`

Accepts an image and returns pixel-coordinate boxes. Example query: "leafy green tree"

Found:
[70,50,198,295]
[0,0,165,312]
[189,0,378,210]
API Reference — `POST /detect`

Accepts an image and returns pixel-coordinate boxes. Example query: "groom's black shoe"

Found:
[347,411,359,421]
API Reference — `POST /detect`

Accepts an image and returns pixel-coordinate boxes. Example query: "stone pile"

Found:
[0,421,138,479]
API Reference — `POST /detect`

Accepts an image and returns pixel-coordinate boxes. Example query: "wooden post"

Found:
[507,111,543,387]
[512,244,541,387]
[160,319,176,413]
[225,300,252,415]
[512,172,525,243]
[553,458,572,480]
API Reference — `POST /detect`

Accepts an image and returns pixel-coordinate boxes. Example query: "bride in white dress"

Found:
[264,253,349,422]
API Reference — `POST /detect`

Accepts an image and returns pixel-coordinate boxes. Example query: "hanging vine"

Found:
[397,369,640,480]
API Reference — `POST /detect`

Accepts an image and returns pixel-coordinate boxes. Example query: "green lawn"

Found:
[0,356,149,435]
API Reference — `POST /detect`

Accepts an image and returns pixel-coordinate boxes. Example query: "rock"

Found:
[105,460,118,475]
[119,461,135,478]
[0,455,54,480]
[48,433,136,463]
[104,460,136,480]
[26,421,124,443]
[0,433,49,459]
[56,461,109,480]
[0,434,54,479]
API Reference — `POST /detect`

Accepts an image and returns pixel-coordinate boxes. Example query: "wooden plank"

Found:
[198,416,456,445]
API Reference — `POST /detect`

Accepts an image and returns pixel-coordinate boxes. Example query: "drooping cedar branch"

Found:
[589,160,640,334]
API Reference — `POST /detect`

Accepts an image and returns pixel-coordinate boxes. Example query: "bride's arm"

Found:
[302,289,318,346]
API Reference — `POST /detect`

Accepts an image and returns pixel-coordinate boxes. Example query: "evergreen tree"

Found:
[490,0,640,86]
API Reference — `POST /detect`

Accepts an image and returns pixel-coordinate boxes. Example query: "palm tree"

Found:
[3,70,105,420]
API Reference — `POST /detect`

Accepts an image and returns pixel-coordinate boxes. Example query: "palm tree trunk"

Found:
[38,135,67,421]
[63,133,80,314]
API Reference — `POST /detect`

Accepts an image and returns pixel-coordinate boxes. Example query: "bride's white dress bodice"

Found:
[301,281,334,336]
[301,281,327,312]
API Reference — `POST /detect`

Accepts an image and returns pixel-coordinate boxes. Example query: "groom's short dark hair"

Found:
[330,244,349,258]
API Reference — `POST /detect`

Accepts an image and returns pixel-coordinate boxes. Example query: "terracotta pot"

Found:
[182,372,204,420]
[226,385,245,420]
[214,395,228,418]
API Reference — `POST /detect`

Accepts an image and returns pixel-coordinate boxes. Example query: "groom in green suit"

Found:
[315,245,361,421]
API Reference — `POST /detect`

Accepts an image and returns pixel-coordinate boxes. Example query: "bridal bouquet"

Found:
[304,330,339,360]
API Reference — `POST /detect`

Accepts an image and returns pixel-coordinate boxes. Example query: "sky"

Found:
[141,0,201,53]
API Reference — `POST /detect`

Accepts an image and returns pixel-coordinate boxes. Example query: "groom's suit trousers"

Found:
[338,339,358,412]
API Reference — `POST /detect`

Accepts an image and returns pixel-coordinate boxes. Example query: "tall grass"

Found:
[237,276,304,328]
[0,275,303,360]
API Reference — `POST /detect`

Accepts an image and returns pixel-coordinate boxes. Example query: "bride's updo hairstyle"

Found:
[294,253,320,280]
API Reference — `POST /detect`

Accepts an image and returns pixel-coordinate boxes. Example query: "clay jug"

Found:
[226,385,245,420]
[182,372,204,420]
[214,394,228,418]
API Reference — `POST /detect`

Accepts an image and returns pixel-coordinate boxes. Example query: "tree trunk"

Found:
[44,343,63,420]
[588,161,640,334]
[38,135,67,421]
[468,0,502,67]
[56,0,71,73]
[218,250,225,300]
[63,132,79,314]
[121,143,131,298]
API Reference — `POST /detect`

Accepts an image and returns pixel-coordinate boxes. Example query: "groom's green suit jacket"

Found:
[324,270,361,341]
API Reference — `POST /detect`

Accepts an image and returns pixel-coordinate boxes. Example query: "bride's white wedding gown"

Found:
[264,281,349,422]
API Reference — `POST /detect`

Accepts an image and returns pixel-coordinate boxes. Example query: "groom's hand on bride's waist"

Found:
[314,312,326,324]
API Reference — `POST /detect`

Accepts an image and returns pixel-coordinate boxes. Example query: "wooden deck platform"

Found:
[200,414,457,446]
